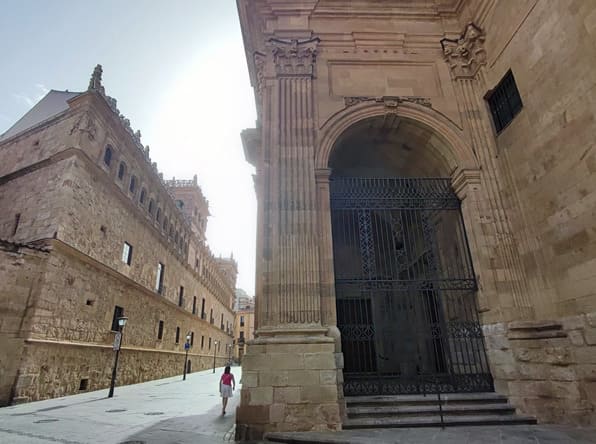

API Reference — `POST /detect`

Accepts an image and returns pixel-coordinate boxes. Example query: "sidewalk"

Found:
[0,365,242,444]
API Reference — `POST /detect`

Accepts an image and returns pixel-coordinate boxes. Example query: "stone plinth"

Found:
[235,330,342,440]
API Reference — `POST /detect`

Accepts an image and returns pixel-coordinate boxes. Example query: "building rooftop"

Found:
[0,90,82,142]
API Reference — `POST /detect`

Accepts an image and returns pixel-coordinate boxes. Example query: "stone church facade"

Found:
[0,67,237,405]
[237,0,596,437]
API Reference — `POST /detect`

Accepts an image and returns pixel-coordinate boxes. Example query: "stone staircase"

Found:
[343,392,537,429]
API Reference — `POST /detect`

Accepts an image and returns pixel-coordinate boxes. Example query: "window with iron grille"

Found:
[178,286,184,307]
[192,296,197,315]
[158,320,164,340]
[486,70,523,133]
[175,326,180,344]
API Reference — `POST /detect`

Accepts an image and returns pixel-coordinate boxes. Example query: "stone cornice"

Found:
[440,23,487,79]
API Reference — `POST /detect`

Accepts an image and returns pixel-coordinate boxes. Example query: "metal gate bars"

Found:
[330,177,494,396]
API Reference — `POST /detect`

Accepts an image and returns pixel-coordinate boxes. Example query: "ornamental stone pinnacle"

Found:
[88,64,103,91]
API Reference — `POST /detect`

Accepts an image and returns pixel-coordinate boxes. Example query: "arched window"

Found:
[148,199,155,215]
[103,145,113,166]
[156,208,161,222]
[129,175,137,194]
[117,162,126,180]
[140,188,146,204]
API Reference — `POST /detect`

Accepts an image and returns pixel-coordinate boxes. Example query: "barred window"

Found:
[486,70,523,133]
[103,145,113,166]
[118,162,126,180]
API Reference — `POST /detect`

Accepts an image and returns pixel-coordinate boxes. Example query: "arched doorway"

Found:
[328,115,493,395]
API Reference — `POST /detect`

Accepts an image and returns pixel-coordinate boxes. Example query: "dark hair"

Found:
[224,366,231,374]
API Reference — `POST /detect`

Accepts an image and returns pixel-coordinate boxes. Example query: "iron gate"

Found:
[330,177,494,395]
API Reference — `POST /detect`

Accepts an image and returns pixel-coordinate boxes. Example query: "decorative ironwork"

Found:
[331,177,493,396]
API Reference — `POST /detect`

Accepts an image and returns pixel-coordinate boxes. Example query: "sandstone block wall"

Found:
[236,339,341,440]
[478,0,596,321]
[484,313,596,425]
[0,244,47,405]
[7,245,231,403]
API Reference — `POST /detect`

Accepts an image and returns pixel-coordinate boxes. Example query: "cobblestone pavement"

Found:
[0,365,242,444]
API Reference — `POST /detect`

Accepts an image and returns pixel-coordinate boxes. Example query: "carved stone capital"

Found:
[315,168,332,184]
[452,168,481,200]
[441,23,486,79]
[269,37,320,77]
[344,96,432,108]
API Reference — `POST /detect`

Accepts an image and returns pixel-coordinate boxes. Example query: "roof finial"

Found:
[88,64,103,91]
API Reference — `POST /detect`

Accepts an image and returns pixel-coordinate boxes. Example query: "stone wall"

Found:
[12,339,229,404]
[53,150,234,335]
[236,338,341,440]
[0,242,47,405]
[479,0,596,320]
[0,156,71,243]
[9,244,232,403]
[484,314,596,425]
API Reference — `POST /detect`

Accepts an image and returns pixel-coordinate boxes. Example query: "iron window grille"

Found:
[157,320,164,340]
[486,70,523,133]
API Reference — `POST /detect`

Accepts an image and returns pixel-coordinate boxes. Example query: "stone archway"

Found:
[314,103,497,395]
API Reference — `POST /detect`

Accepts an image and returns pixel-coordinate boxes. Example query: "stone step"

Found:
[343,414,537,429]
[347,402,516,417]
[346,392,509,407]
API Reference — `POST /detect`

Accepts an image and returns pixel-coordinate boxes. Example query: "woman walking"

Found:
[219,365,235,415]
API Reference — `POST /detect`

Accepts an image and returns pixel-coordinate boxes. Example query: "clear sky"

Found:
[0,0,258,294]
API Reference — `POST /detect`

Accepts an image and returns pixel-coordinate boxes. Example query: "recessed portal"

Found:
[329,116,493,395]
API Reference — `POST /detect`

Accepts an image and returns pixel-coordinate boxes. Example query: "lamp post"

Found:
[227,343,232,365]
[212,340,218,373]
[183,333,191,381]
[108,316,128,398]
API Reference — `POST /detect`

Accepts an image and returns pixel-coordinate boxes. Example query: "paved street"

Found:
[2,366,596,444]
[0,365,242,444]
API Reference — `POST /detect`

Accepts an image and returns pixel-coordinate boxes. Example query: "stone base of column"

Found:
[235,327,343,441]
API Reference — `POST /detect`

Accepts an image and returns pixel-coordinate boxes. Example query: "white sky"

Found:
[0,1,258,294]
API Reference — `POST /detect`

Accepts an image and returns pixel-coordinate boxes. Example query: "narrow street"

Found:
[0,365,242,444]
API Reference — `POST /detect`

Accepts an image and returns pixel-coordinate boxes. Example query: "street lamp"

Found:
[108,316,128,398]
[227,343,232,365]
[183,333,191,381]
[212,340,218,373]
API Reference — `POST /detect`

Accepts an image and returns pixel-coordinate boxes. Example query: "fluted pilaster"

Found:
[256,38,323,329]
[442,24,533,318]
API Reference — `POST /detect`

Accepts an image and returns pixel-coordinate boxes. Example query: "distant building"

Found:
[233,289,254,362]
[0,66,236,405]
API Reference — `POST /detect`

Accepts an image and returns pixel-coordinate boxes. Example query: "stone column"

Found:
[236,38,342,440]
[441,24,534,321]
